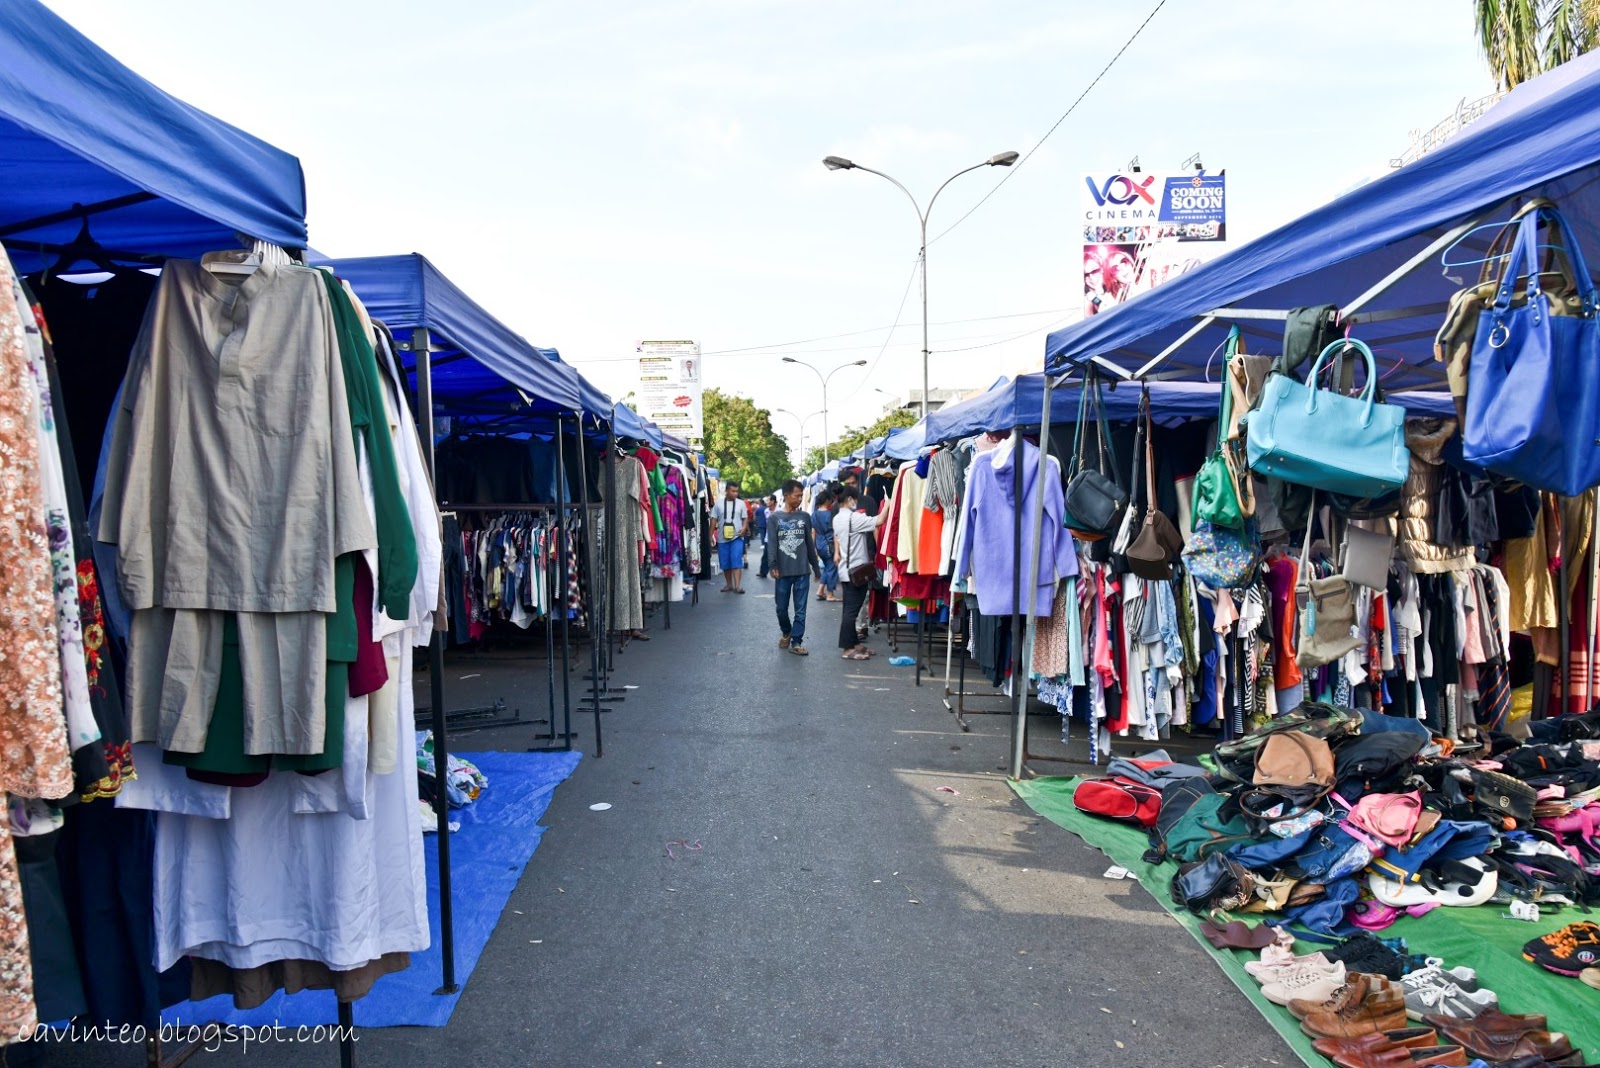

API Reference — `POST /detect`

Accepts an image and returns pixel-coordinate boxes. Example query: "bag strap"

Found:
[1143,387,1157,507]
[1216,326,1240,450]
[1070,370,1093,476]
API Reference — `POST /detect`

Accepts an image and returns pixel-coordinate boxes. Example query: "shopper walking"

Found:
[716,481,750,594]
[811,489,840,601]
[752,495,770,577]
[767,480,820,655]
[833,486,885,660]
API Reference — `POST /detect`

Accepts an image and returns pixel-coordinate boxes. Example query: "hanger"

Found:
[45,213,131,279]
[1439,198,1563,272]
[201,248,263,278]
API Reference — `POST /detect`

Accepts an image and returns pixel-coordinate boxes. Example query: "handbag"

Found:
[1183,514,1260,590]
[1295,492,1362,669]
[1127,392,1184,580]
[1172,854,1255,914]
[1340,521,1394,591]
[1245,338,1410,498]
[1072,775,1163,828]
[1062,371,1128,538]
[1463,203,1600,495]
[1193,326,1252,530]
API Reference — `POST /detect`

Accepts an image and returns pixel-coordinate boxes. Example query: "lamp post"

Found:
[780,357,866,464]
[773,407,823,469]
[822,150,1020,420]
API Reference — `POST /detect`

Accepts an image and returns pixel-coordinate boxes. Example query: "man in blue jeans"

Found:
[766,479,820,655]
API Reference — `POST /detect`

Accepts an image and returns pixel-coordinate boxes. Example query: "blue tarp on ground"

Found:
[925,374,1455,441]
[0,0,306,269]
[163,750,582,1030]
[318,254,582,415]
[1044,51,1600,387]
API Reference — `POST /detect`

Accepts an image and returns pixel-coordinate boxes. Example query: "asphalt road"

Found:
[42,577,1295,1068]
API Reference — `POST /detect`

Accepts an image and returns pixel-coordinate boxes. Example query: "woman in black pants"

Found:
[832,486,884,660]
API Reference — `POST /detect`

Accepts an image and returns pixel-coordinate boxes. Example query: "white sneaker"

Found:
[1244,945,1330,982]
[1260,962,1348,1006]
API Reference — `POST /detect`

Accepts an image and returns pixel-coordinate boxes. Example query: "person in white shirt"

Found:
[716,481,751,594]
[831,486,887,660]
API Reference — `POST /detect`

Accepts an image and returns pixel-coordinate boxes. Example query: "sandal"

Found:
[841,650,870,660]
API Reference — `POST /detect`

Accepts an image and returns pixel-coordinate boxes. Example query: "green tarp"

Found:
[1012,775,1599,1067]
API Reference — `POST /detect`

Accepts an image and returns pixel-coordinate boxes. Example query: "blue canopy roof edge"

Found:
[924,374,1453,442]
[0,0,306,268]
[537,346,613,420]
[883,421,929,461]
[610,401,658,446]
[316,254,582,414]
[1043,51,1600,387]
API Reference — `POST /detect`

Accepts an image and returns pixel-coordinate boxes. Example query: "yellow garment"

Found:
[1513,490,1595,664]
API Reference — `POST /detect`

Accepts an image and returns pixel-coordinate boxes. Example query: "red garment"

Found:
[349,557,390,698]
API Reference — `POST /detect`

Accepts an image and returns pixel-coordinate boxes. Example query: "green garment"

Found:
[319,271,418,620]
[646,462,666,532]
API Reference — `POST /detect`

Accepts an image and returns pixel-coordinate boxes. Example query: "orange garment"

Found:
[917,505,945,576]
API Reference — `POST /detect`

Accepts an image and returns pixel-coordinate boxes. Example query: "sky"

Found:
[40,0,1498,462]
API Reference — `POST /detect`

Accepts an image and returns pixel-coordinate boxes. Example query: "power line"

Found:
[696,306,1070,356]
[840,257,921,404]
[927,0,1170,247]
[931,313,1078,354]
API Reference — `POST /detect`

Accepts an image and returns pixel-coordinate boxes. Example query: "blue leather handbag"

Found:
[1463,205,1600,495]
[1244,339,1409,498]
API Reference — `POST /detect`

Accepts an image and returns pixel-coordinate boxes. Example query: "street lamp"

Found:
[781,357,867,464]
[822,150,1019,419]
[772,407,823,468]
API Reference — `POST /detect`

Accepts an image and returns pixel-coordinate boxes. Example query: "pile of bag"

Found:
[1072,703,1600,931]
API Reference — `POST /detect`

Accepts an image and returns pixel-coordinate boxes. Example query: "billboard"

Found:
[1080,171,1226,315]
[636,340,703,448]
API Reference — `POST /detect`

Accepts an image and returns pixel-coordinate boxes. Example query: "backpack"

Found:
[1072,776,1162,828]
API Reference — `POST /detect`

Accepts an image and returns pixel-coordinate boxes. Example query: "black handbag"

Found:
[1171,854,1254,914]
[1434,462,1500,548]
[1062,370,1128,539]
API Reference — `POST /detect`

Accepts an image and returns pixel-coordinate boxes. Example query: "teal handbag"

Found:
[1192,326,1249,530]
[1244,338,1410,499]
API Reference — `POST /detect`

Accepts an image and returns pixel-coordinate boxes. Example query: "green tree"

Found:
[801,408,918,474]
[701,388,793,495]
[1476,0,1600,89]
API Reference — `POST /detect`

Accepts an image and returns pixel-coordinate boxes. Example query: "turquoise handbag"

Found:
[1243,338,1409,499]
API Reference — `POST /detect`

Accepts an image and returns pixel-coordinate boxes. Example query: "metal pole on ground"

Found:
[576,416,604,756]
[1010,375,1055,779]
[557,415,573,747]
[414,325,458,994]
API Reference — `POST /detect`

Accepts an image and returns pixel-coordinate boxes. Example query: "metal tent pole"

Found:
[414,325,458,994]
[575,417,604,756]
[556,416,574,747]
[1006,427,1027,778]
[1010,375,1055,779]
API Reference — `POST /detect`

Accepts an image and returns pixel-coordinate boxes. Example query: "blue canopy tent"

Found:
[862,434,890,460]
[612,401,662,448]
[538,346,613,427]
[1044,51,1600,385]
[0,0,307,268]
[317,254,581,416]
[883,421,929,461]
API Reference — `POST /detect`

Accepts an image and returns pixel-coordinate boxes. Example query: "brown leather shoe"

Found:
[1330,1045,1468,1068]
[1312,1028,1439,1058]
[1432,1021,1575,1063]
[1302,988,1409,1040]
[1421,1008,1548,1033]
[1291,974,1395,1019]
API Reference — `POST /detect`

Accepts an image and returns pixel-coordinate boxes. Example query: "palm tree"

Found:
[1476,0,1600,89]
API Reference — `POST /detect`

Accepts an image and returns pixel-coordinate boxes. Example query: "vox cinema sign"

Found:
[1081,171,1227,241]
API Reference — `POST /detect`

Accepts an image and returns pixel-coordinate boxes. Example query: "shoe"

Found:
[1246,944,1330,981]
[1290,973,1391,1020]
[1523,920,1600,977]
[778,635,790,649]
[1583,967,1600,990]
[1302,986,1410,1040]
[1329,1045,1469,1068]
[1402,966,1496,1021]
[1431,1020,1576,1063]
[1421,1009,1547,1033]
[1312,1027,1439,1058]
[1262,962,1348,1006]
[789,645,809,656]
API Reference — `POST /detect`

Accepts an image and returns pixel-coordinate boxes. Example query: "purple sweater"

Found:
[954,438,1077,616]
